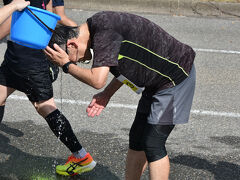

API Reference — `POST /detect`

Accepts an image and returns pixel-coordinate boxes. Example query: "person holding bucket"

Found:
[0,0,29,25]
[0,0,29,39]
[45,11,196,180]
[0,0,96,177]
[52,0,77,27]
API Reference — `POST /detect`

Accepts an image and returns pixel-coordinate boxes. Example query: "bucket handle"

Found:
[26,7,55,33]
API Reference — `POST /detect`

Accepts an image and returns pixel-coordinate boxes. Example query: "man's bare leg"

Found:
[125,149,148,180]
[149,155,170,180]
[0,85,15,123]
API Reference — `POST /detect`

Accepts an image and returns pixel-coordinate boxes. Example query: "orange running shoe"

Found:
[56,153,96,176]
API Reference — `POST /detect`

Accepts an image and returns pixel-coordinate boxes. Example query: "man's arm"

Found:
[0,0,29,25]
[44,44,110,89]
[46,0,53,12]
[53,6,77,26]
[87,77,123,117]
[102,77,123,98]
[0,17,11,39]
[68,64,110,89]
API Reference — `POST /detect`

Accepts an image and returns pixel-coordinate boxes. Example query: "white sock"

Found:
[73,148,87,159]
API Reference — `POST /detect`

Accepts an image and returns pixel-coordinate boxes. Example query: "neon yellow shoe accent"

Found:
[56,153,96,176]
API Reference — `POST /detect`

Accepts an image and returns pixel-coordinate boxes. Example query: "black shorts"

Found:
[129,112,174,152]
[0,61,53,102]
[52,0,64,7]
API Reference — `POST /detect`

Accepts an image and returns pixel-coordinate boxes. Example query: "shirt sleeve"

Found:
[3,0,12,5]
[92,30,123,68]
[52,0,64,7]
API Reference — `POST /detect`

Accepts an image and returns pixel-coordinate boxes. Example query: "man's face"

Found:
[66,39,92,63]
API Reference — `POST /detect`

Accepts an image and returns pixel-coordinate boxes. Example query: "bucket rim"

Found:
[27,6,61,20]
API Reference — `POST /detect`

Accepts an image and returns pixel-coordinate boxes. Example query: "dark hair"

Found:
[48,24,79,50]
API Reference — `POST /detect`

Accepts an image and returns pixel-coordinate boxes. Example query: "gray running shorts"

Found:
[136,65,196,125]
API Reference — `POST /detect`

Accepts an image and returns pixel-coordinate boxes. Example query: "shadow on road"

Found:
[0,121,121,180]
[3,121,239,179]
[210,135,240,148]
[0,123,24,137]
[171,154,240,180]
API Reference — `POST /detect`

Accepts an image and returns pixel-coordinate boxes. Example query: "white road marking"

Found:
[194,48,240,55]
[9,95,240,118]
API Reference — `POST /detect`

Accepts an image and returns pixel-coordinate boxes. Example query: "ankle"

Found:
[73,148,87,158]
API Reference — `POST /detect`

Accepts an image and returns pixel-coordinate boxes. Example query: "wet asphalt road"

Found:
[0,9,239,180]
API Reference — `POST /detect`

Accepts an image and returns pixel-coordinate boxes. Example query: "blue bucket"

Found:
[10,6,61,49]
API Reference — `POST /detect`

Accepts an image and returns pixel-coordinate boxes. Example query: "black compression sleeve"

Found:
[45,109,82,153]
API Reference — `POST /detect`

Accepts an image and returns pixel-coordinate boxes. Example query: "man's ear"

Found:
[67,39,78,49]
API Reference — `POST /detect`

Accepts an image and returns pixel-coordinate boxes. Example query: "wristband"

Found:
[62,62,75,73]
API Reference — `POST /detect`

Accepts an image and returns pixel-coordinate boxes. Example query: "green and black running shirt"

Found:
[87,11,195,93]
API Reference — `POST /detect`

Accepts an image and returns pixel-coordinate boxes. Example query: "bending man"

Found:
[45,11,196,180]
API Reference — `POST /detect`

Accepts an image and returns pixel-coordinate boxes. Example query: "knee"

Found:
[0,96,7,106]
[33,102,45,117]
[143,135,168,163]
[33,102,45,114]
[0,101,6,106]
[142,124,174,163]
[33,99,57,118]
[33,102,40,112]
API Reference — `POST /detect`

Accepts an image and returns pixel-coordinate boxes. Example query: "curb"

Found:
[64,0,240,18]
[0,1,239,18]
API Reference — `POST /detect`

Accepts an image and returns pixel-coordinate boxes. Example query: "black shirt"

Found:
[87,11,195,91]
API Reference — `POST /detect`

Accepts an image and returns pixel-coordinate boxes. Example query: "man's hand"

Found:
[87,92,111,117]
[11,0,30,11]
[44,44,70,67]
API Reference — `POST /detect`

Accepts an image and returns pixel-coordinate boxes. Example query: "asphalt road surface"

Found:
[0,9,239,180]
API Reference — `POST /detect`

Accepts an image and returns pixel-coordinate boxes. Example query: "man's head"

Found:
[49,24,92,63]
